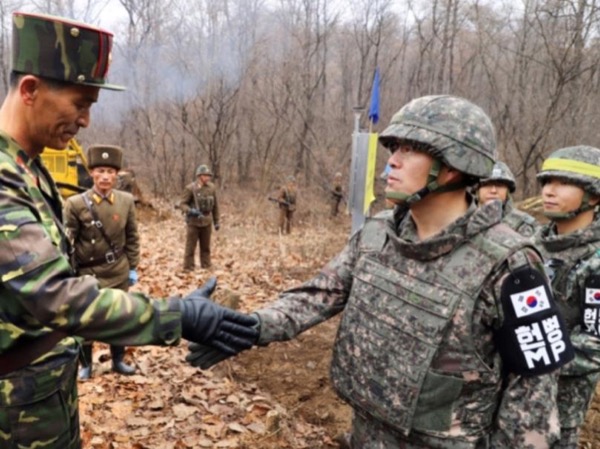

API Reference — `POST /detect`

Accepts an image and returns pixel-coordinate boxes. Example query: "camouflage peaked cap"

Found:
[537,146,600,196]
[87,145,123,170]
[12,12,124,90]
[379,95,496,178]
[480,161,516,192]
[195,164,213,176]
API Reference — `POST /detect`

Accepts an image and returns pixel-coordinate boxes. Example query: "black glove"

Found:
[186,343,233,369]
[180,278,259,354]
[214,223,220,231]
[186,313,261,369]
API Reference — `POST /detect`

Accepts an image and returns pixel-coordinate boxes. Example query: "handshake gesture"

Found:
[180,277,259,369]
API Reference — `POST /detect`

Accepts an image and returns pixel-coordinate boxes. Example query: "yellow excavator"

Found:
[40,138,92,199]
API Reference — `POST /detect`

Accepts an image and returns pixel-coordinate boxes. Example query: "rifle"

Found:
[268,197,290,207]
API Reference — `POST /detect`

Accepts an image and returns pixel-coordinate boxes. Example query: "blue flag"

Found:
[368,67,380,124]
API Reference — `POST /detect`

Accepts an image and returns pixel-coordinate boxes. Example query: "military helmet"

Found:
[479,161,516,192]
[537,146,600,196]
[11,12,124,91]
[195,164,213,177]
[379,95,496,178]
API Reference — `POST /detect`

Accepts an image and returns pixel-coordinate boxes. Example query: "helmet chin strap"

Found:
[543,191,595,220]
[385,159,467,205]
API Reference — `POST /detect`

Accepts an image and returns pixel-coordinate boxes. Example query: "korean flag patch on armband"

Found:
[582,275,600,337]
[496,265,574,376]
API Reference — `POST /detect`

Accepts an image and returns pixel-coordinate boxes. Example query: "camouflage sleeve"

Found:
[482,248,560,448]
[254,234,358,344]
[124,194,140,268]
[560,257,600,377]
[0,206,181,347]
[62,196,80,243]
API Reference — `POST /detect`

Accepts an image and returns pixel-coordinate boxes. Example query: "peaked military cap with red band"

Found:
[11,11,125,91]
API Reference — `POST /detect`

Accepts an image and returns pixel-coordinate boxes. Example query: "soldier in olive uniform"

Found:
[0,12,258,449]
[179,164,220,270]
[476,160,539,237]
[535,146,600,449]
[64,145,139,379]
[278,175,297,234]
[330,172,344,217]
[188,96,571,448]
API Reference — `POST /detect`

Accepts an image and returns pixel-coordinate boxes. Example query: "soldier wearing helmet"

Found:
[476,161,539,237]
[535,145,600,448]
[186,96,569,448]
[178,164,220,269]
[330,172,344,217]
[0,13,258,448]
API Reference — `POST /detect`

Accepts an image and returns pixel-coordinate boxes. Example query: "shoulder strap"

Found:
[81,193,118,253]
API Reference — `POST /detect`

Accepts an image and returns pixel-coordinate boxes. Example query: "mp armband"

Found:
[582,274,600,336]
[496,265,574,376]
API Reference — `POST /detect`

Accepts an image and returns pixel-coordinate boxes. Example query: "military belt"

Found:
[77,247,125,269]
[0,330,68,377]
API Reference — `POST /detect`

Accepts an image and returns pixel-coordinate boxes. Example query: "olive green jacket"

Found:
[64,189,140,288]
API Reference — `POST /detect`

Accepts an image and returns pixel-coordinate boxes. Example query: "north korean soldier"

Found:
[179,164,220,270]
[0,12,258,449]
[64,145,140,379]
[278,175,297,234]
[535,146,600,449]
[476,160,539,237]
[330,172,344,217]
[188,95,572,448]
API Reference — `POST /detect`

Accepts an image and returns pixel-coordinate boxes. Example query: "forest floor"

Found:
[78,193,600,448]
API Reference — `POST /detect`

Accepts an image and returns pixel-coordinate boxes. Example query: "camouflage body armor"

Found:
[331,209,527,443]
[537,220,600,442]
[503,202,538,238]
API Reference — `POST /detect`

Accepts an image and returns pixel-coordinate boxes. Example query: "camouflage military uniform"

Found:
[278,182,297,234]
[256,200,562,448]
[186,95,570,448]
[478,161,538,238]
[0,12,260,449]
[535,146,600,449]
[0,132,180,448]
[179,172,220,269]
[502,200,538,238]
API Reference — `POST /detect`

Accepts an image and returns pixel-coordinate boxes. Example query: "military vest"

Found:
[504,207,538,238]
[193,182,216,213]
[538,225,600,330]
[330,212,525,439]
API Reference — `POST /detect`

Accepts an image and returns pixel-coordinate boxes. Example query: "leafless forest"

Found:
[1,0,600,200]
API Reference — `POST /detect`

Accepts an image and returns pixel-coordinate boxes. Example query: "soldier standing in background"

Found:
[278,175,297,234]
[179,164,220,270]
[188,95,571,448]
[476,160,539,237]
[535,146,600,449]
[0,12,258,448]
[330,172,344,217]
[64,145,139,379]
